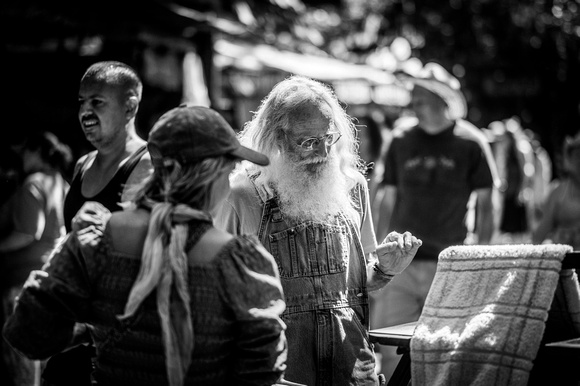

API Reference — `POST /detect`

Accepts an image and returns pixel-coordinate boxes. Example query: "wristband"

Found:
[373,262,395,279]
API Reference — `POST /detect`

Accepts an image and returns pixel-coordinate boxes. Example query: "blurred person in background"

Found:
[0,144,24,210]
[0,131,72,386]
[0,142,22,386]
[484,118,548,245]
[486,119,530,243]
[533,132,580,249]
[371,62,500,379]
[3,106,288,386]
[216,75,421,385]
[525,128,553,230]
[356,115,387,209]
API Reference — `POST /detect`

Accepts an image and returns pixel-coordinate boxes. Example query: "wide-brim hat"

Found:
[148,105,269,168]
[396,62,468,120]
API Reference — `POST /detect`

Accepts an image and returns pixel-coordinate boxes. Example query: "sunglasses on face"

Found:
[298,132,342,151]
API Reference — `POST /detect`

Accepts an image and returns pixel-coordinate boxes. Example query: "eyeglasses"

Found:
[298,132,342,151]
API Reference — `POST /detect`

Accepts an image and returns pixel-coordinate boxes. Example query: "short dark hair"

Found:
[81,61,143,101]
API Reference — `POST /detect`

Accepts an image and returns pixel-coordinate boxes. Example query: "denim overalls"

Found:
[250,177,379,386]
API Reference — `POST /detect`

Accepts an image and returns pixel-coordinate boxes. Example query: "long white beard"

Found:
[265,153,358,223]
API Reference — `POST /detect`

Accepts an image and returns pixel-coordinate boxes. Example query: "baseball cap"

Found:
[148,105,269,167]
[397,62,468,120]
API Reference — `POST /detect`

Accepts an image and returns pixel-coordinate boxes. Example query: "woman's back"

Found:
[3,106,286,386]
[4,208,286,385]
[85,209,285,385]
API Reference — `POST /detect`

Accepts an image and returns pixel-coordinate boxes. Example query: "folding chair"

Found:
[370,247,580,386]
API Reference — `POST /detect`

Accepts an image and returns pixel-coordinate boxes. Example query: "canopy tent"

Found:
[214,38,410,109]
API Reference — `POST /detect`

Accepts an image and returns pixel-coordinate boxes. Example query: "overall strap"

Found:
[265,196,284,223]
[248,170,274,204]
[248,172,284,240]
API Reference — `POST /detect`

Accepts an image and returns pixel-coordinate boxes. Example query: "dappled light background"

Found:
[1,0,579,177]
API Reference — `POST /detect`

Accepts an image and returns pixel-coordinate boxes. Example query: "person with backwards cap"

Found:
[3,105,288,385]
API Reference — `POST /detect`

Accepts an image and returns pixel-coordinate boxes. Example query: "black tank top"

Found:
[63,145,148,232]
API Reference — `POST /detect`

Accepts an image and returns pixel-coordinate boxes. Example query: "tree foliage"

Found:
[249,0,580,153]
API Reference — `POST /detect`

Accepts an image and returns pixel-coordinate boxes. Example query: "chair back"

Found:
[410,244,577,386]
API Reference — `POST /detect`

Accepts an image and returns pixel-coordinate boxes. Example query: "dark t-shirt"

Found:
[382,123,493,259]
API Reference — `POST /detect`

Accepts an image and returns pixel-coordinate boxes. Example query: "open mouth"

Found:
[81,117,99,129]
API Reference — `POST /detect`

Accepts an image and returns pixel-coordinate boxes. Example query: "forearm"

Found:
[366,253,395,292]
[475,210,494,244]
[375,186,396,241]
[475,188,494,244]
[366,231,422,291]
[3,287,75,359]
[4,235,94,359]
[234,316,287,384]
[532,218,552,244]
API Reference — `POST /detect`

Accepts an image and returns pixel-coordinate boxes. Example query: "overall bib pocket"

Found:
[268,221,348,278]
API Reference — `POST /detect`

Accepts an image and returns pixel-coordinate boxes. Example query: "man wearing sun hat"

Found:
[371,62,500,379]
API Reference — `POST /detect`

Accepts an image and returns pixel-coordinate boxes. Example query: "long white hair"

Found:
[239,75,364,187]
[239,76,365,221]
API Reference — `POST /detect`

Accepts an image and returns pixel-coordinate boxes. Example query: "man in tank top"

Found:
[63,61,152,232]
[44,61,152,386]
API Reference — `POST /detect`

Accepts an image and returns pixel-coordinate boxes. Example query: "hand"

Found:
[375,231,422,275]
[72,201,112,234]
[23,270,48,290]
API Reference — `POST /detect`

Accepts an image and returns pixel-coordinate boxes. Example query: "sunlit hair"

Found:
[125,154,234,385]
[133,155,234,211]
[81,61,143,102]
[239,75,364,187]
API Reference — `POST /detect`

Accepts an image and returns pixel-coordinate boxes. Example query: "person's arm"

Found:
[367,231,422,292]
[532,183,560,244]
[474,187,494,244]
[375,137,398,242]
[2,232,97,359]
[374,185,397,242]
[213,172,262,236]
[0,179,45,252]
[214,199,242,235]
[366,253,395,292]
[219,236,287,385]
[465,130,498,244]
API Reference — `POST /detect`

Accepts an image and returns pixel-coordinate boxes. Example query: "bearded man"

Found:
[215,76,422,386]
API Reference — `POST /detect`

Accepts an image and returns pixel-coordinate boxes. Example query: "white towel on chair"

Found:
[410,244,573,386]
